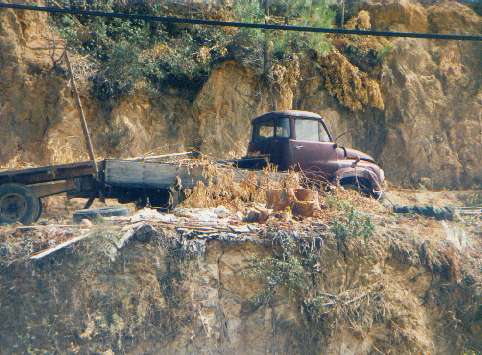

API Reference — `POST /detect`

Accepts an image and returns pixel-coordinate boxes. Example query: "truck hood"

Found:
[342,148,376,163]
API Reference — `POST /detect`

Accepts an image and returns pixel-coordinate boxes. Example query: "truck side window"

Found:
[275,117,290,138]
[295,119,319,141]
[254,120,275,140]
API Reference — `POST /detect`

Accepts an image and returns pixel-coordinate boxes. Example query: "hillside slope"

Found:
[0,195,480,354]
[0,0,480,188]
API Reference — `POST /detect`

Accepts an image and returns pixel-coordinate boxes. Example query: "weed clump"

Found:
[330,207,374,244]
[244,225,385,351]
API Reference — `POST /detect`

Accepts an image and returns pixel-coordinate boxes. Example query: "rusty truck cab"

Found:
[249,111,335,172]
[247,110,384,197]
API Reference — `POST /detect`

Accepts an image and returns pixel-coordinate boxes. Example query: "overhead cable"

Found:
[0,2,481,41]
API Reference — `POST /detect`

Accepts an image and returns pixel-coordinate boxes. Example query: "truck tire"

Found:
[340,177,373,197]
[0,183,41,225]
[73,206,130,224]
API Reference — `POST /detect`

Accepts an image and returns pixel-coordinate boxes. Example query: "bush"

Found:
[376,43,394,62]
[244,224,378,349]
[234,0,335,67]
[330,206,374,243]
[91,41,143,101]
[51,0,335,101]
[50,0,232,101]
[244,230,319,309]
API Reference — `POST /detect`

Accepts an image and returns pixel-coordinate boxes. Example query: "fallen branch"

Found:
[30,232,92,260]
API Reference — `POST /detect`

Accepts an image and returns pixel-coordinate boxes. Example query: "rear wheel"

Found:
[0,183,40,225]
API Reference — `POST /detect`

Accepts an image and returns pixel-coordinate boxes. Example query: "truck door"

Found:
[290,119,338,179]
[250,117,291,170]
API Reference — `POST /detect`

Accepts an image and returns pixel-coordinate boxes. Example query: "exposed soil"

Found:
[0,187,480,354]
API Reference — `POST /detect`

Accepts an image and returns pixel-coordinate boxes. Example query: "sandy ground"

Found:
[384,187,481,208]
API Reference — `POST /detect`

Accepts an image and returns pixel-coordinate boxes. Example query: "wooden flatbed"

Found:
[0,155,275,225]
[0,161,96,185]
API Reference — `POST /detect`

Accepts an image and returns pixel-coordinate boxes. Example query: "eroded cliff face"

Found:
[0,1,481,188]
[0,215,480,354]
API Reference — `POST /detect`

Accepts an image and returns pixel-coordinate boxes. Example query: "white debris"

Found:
[213,206,230,218]
[174,206,236,223]
[130,208,178,223]
[440,221,470,251]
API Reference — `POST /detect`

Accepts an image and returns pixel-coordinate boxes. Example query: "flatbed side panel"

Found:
[103,159,286,190]
[0,161,97,186]
[103,160,206,189]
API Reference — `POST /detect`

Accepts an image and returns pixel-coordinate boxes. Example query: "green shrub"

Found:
[50,0,335,101]
[244,231,318,309]
[330,206,375,243]
[50,0,231,101]
[244,224,377,348]
[91,41,143,101]
[234,0,335,62]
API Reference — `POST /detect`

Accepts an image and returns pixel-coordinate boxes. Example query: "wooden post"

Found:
[340,0,345,29]
[263,0,271,75]
[64,50,98,175]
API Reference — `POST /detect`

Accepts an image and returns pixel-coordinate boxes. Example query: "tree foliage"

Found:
[50,0,335,102]
[234,0,335,60]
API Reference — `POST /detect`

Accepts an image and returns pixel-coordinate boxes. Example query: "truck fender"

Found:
[335,167,382,196]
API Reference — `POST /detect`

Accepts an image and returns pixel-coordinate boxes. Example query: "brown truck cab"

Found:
[245,110,384,198]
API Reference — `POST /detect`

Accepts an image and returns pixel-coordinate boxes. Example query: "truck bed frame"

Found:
[0,155,278,225]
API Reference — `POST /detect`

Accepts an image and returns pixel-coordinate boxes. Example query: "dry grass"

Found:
[181,160,302,210]
[48,141,89,165]
[0,154,36,171]
[179,158,384,233]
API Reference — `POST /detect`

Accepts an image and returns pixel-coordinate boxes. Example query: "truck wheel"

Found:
[340,178,372,197]
[0,183,40,225]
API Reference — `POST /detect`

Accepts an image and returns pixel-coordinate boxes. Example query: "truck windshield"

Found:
[253,117,290,141]
[295,119,331,142]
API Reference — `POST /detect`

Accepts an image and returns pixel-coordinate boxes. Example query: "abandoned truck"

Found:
[0,110,384,225]
[237,110,384,197]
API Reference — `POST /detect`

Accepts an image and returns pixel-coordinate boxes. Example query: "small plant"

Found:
[244,231,308,308]
[324,192,375,244]
[244,227,383,351]
[330,206,374,244]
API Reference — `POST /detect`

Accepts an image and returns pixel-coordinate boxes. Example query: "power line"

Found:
[0,2,481,42]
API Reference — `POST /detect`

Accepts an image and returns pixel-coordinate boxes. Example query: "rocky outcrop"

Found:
[297,2,481,188]
[0,1,480,188]
[366,1,481,187]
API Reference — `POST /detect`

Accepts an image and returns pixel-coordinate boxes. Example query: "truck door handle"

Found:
[295,145,303,150]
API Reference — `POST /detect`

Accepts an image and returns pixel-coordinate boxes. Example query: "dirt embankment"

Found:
[0,160,480,353]
[0,193,480,354]
[0,0,481,188]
